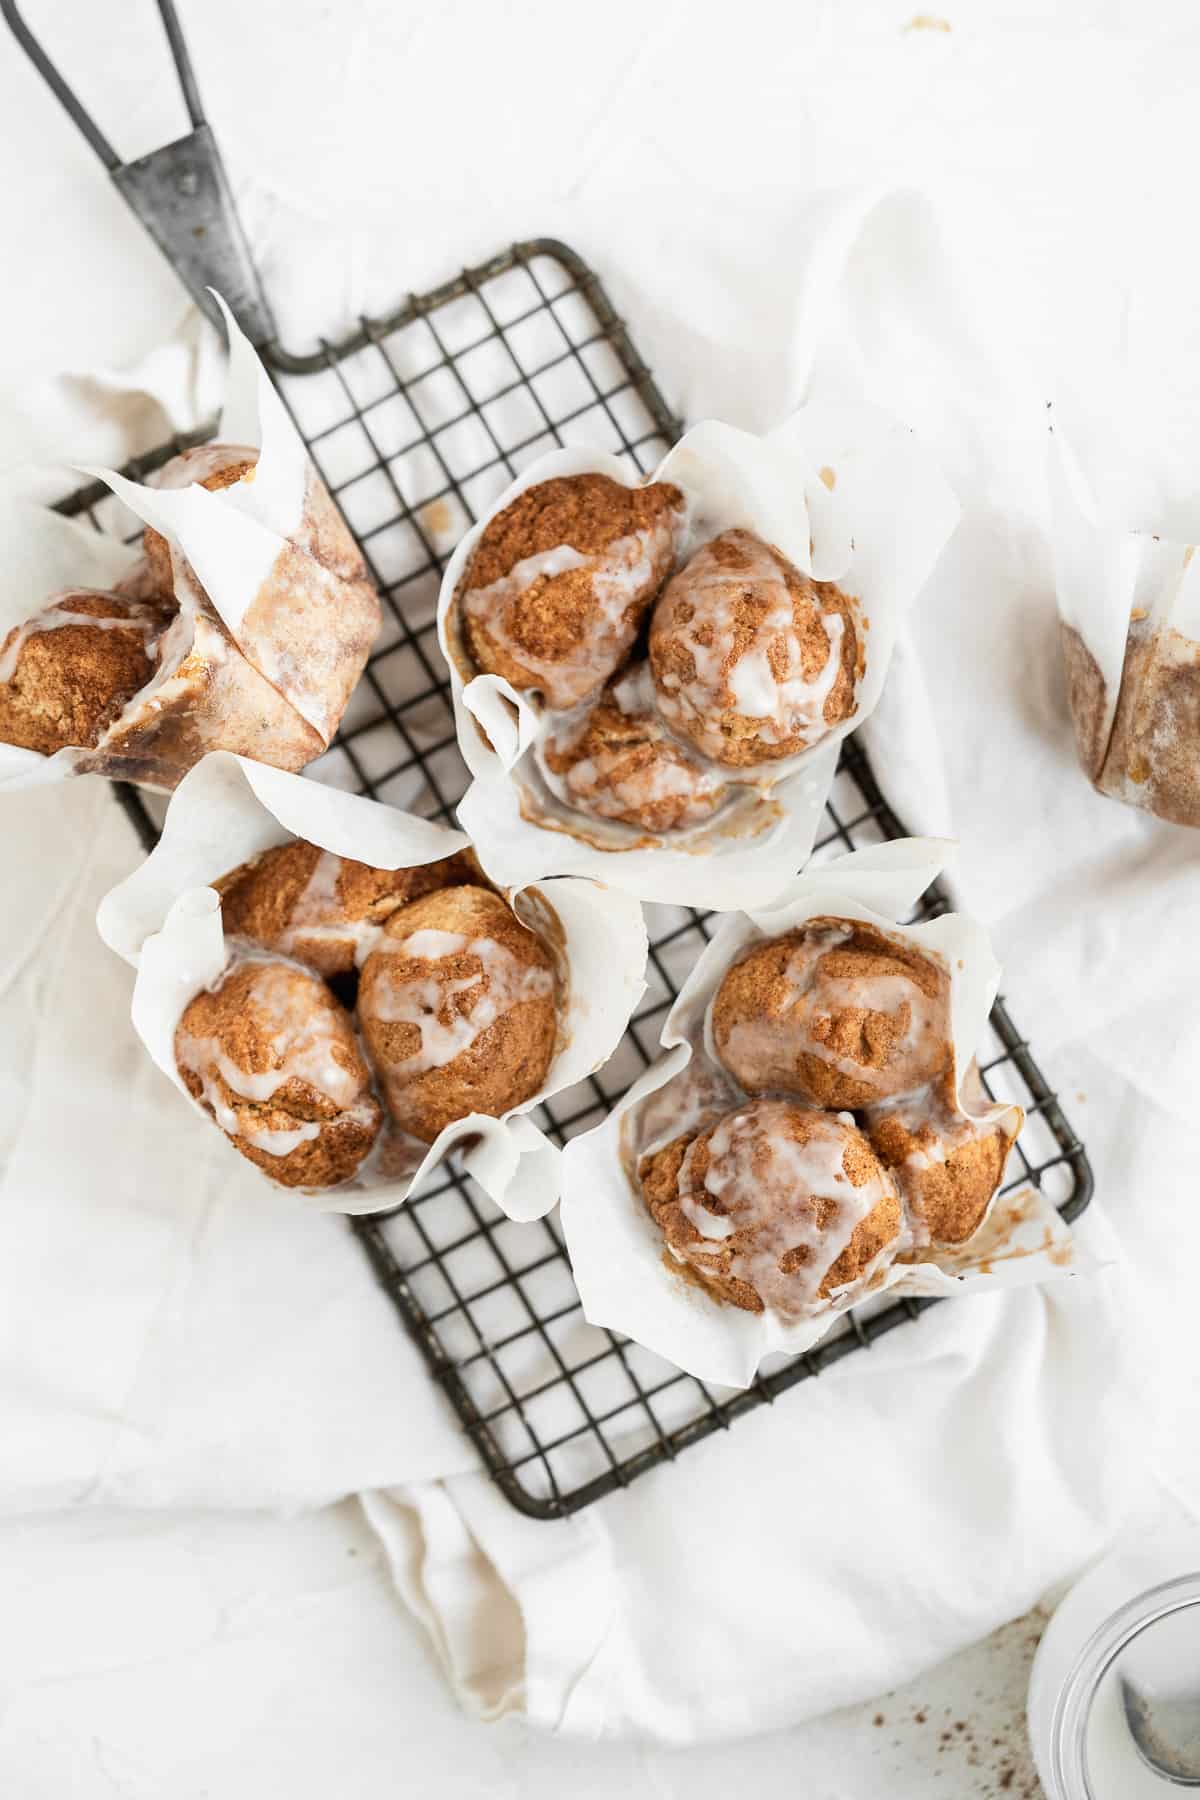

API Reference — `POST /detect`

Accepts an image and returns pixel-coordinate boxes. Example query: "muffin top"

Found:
[357,884,558,1142]
[648,529,860,767]
[460,473,685,709]
[175,955,381,1189]
[867,1075,1019,1246]
[710,917,951,1111]
[0,590,166,757]
[541,664,728,835]
[215,839,473,976]
[639,1098,901,1318]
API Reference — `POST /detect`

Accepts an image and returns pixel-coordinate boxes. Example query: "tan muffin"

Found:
[638,1099,901,1318]
[1094,618,1200,827]
[358,884,558,1142]
[867,1075,1021,1246]
[0,590,166,757]
[215,839,477,976]
[541,667,728,834]
[459,473,685,709]
[175,957,382,1189]
[91,589,325,787]
[648,529,860,767]
[711,917,951,1110]
[144,443,259,594]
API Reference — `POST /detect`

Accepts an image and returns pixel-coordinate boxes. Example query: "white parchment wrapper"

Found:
[92,294,380,750]
[559,839,1081,1388]
[97,752,648,1221]
[0,293,380,795]
[1050,432,1200,825]
[440,406,959,905]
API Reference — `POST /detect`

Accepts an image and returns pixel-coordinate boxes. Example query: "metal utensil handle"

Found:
[2,0,275,346]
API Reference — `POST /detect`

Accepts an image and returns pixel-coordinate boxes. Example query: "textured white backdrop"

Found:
[1,1,1199,1794]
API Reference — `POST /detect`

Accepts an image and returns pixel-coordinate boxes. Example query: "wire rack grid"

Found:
[56,239,1092,1521]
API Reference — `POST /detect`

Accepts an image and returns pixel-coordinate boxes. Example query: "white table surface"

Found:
[3,1,1199,1792]
[2,1498,1057,1800]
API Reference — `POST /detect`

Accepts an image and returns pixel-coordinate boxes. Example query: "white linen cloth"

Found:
[2,0,1199,1767]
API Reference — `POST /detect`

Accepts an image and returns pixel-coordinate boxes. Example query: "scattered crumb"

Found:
[1075,1092,1086,1103]
[873,1713,886,1727]
[819,465,837,490]
[421,498,455,537]
[906,12,951,29]
[866,1605,1050,1797]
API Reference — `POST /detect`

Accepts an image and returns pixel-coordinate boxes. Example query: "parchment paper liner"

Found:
[0,294,379,794]
[1051,432,1200,826]
[559,839,1082,1389]
[97,752,648,1221]
[439,403,959,905]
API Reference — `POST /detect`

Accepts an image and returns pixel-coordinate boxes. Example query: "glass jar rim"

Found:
[1048,1571,1200,1798]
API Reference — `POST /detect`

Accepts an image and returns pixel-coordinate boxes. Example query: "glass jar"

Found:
[1028,1535,1200,1798]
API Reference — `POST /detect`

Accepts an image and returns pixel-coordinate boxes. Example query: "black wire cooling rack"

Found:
[56,240,1093,1521]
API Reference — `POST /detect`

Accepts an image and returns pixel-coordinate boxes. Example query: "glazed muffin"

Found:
[648,529,860,767]
[144,443,259,594]
[215,839,475,976]
[0,591,167,757]
[459,473,685,710]
[710,918,951,1111]
[541,665,728,834]
[638,1099,902,1318]
[175,956,382,1189]
[867,1074,1021,1246]
[358,884,558,1142]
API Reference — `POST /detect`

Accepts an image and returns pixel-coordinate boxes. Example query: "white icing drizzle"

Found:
[462,517,678,708]
[242,1120,321,1156]
[611,659,658,714]
[540,669,729,829]
[537,660,729,830]
[176,960,365,1157]
[366,929,554,1079]
[269,849,386,968]
[290,847,344,921]
[561,747,725,824]
[717,924,948,1100]
[864,1079,1012,1248]
[653,532,850,755]
[0,595,161,685]
[676,1101,895,1319]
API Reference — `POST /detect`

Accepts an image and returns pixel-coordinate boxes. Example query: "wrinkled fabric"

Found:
[2,0,1198,1763]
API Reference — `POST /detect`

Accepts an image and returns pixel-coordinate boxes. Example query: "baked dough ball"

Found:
[175,957,381,1189]
[541,667,728,834]
[459,473,684,709]
[867,1075,1020,1246]
[710,917,951,1111]
[648,529,859,767]
[215,839,474,976]
[638,1099,901,1318]
[0,591,165,756]
[144,443,259,594]
[358,884,558,1142]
